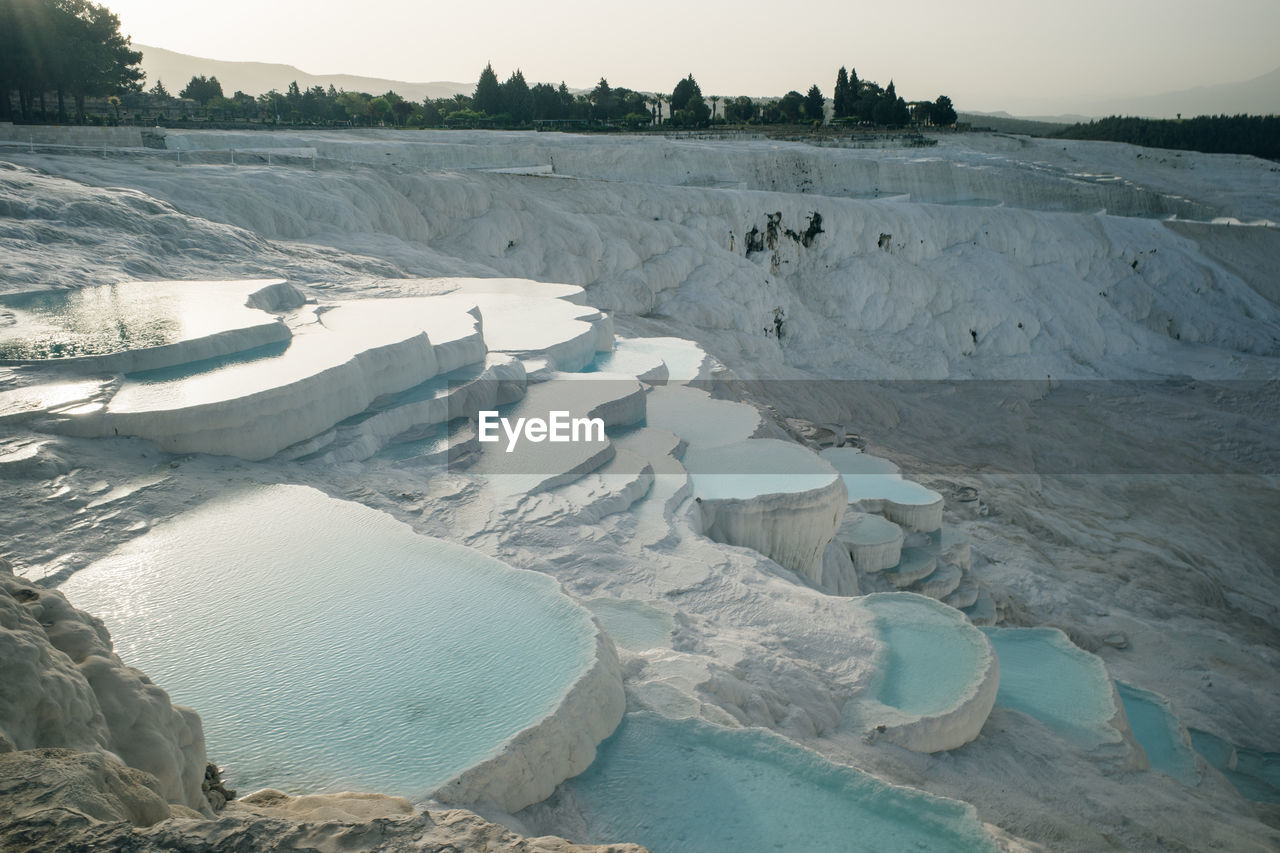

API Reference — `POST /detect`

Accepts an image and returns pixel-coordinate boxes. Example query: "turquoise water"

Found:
[582,338,666,379]
[820,447,900,476]
[881,547,936,584]
[59,485,596,800]
[108,331,339,412]
[981,627,1119,747]
[819,447,941,506]
[0,281,271,360]
[557,713,995,852]
[645,385,760,449]
[1189,729,1280,803]
[584,599,673,650]
[867,595,988,716]
[685,439,838,501]
[1116,682,1198,785]
[126,340,292,384]
[601,336,709,383]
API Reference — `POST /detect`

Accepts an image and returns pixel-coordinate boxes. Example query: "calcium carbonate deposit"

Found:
[1,126,1278,852]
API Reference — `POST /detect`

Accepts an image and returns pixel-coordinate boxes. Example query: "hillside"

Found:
[137,44,470,101]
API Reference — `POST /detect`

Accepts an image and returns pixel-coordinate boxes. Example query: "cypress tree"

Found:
[833,66,849,118]
[502,69,532,123]
[473,62,501,116]
[804,84,824,123]
[848,67,861,120]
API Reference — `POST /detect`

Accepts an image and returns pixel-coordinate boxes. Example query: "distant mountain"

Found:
[994,67,1280,120]
[1087,66,1280,118]
[137,45,471,102]
[964,109,1093,125]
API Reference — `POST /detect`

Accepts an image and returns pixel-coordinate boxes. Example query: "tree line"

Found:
[0,0,142,122]
[447,64,957,129]
[140,64,957,131]
[1053,115,1279,161]
[1,0,959,131]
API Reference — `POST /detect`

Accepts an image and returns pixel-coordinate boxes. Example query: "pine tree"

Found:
[833,67,849,118]
[502,69,532,123]
[804,84,824,123]
[473,62,501,115]
[590,77,616,120]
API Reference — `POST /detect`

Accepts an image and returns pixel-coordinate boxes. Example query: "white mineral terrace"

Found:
[57,485,625,814]
[0,279,297,372]
[853,594,1000,753]
[820,446,945,532]
[2,126,1278,852]
[685,439,847,582]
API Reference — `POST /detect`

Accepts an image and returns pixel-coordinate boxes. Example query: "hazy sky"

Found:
[108,0,1279,112]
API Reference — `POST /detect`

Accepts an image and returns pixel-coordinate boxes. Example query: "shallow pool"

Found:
[820,447,941,506]
[583,599,673,650]
[553,712,995,852]
[645,385,760,449]
[685,439,839,501]
[1189,728,1280,803]
[59,485,597,800]
[981,627,1120,747]
[1116,682,1198,785]
[106,301,437,413]
[867,595,989,717]
[0,281,280,361]
[599,336,710,383]
[582,338,666,381]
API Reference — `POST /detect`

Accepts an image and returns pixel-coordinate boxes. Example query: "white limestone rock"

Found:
[0,764,649,852]
[686,439,847,584]
[53,300,442,460]
[835,510,905,573]
[434,629,627,814]
[0,564,210,815]
[819,538,860,596]
[0,747,172,828]
[862,594,1001,754]
[305,355,527,465]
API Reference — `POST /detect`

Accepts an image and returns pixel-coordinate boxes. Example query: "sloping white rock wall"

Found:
[53,303,441,460]
[694,476,848,584]
[434,629,626,814]
[0,563,210,814]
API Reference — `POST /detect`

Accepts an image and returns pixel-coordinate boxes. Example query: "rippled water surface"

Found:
[558,712,995,852]
[60,484,596,799]
[0,281,270,360]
